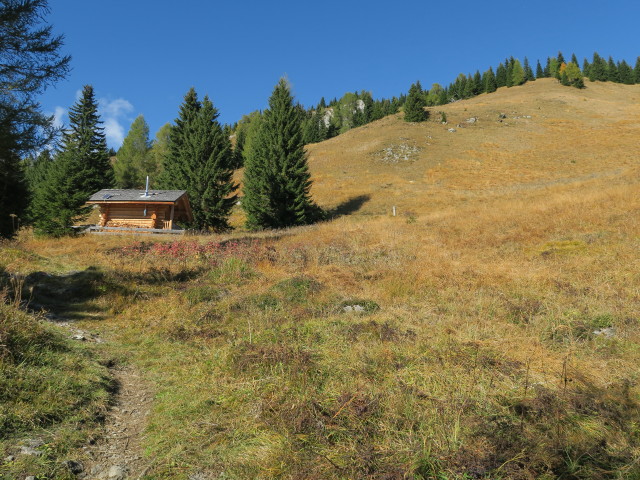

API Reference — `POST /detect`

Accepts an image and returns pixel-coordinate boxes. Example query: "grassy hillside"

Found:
[2,79,640,479]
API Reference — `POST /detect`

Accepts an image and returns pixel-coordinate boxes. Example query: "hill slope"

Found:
[307,78,640,217]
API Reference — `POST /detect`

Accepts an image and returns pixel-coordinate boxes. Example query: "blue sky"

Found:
[40,0,639,149]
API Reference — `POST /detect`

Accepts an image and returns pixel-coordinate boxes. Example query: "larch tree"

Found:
[114,114,153,188]
[159,88,237,231]
[510,59,525,86]
[32,85,114,236]
[0,0,70,237]
[242,78,321,230]
[149,122,172,178]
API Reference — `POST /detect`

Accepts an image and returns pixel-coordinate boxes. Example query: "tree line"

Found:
[403,51,640,122]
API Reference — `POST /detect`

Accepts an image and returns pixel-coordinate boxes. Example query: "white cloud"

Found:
[98,98,134,149]
[52,106,66,129]
[101,98,133,118]
[103,117,126,147]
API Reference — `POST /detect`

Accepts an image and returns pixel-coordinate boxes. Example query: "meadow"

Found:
[1,79,640,479]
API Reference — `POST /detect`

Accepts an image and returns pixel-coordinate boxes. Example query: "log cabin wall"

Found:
[100,204,172,229]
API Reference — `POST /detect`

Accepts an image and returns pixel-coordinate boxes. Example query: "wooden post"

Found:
[99,205,110,227]
[169,204,175,230]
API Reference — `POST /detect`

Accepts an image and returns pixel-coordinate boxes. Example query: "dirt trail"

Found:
[57,322,154,480]
[79,364,153,480]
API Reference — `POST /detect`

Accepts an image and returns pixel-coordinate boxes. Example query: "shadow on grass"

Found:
[23,267,118,321]
[327,195,371,219]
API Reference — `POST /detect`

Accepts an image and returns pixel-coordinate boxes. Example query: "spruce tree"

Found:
[160,88,237,231]
[24,149,53,222]
[590,52,607,81]
[463,75,475,98]
[472,70,483,94]
[242,79,320,230]
[582,58,591,79]
[544,57,551,77]
[496,63,507,87]
[523,57,534,82]
[0,0,70,237]
[618,60,634,85]
[571,53,579,66]
[506,61,514,87]
[32,85,114,236]
[535,60,544,79]
[404,81,428,122]
[114,114,153,188]
[634,57,640,84]
[484,67,497,93]
[607,56,619,82]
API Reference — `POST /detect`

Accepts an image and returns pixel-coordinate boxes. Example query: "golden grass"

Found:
[3,79,640,479]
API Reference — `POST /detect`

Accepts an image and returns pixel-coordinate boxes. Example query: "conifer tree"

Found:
[535,60,544,79]
[618,60,634,85]
[114,114,153,188]
[634,57,640,84]
[589,53,603,81]
[472,70,483,94]
[24,149,52,221]
[496,63,507,87]
[549,58,561,79]
[404,81,428,122]
[150,123,172,174]
[437,89,448,105]
[32,85,114,236]
[242,79,321,230]
[463,74,475,98]
[506,61,514,87]
[484,67,497,93]
[160,88,237,231]
[582,58,591,78]
[557,51,565,65]
[607,56,619,82]
[0,0,70,237]
[523,57,534,82]
[571,53,579,66]
[544,57,551,77]
[510,59,525,86]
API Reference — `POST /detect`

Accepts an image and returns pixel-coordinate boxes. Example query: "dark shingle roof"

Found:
[88,189,187,203]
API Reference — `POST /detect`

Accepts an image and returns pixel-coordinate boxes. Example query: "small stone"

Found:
[343,304,365,313]
[25,476,36,480]
[593,327,616,338]
[448,128,457,133]
[72,334,86,341]
[19,446,42,456]
[4,455,15,462]
[466,117,477,124]
[108,465,126,480]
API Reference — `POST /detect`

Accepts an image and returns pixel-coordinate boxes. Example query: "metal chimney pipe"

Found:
[145,176,149,196]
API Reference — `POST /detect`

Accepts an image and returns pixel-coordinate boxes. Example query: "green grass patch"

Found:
[0,302,112,479]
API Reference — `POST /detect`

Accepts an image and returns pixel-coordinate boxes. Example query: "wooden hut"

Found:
[86,189,193,232]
